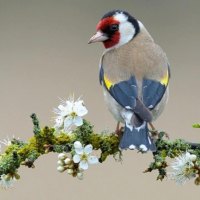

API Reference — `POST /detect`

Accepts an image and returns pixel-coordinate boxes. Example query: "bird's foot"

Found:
[149,122,170,140]
[115,127,124,138]
[114,122,124,138]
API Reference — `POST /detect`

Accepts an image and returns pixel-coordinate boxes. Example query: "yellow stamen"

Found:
[81,153,88,161]
[71,112,77,118]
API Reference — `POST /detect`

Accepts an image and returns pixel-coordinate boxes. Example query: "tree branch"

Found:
[0,114,200,188]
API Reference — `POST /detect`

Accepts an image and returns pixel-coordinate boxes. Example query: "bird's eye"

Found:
[110,24,119,31]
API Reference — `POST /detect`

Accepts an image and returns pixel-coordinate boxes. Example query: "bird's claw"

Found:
[115,127,124,138]
[149,129,170,140]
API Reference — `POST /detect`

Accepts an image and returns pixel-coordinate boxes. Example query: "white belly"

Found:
[103,87,125,123]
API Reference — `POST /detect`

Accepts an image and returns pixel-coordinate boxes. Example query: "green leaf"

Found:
[193,124,200,128]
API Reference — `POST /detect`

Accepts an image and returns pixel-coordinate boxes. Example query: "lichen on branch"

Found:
[0,97,200,188]
[0,114,121,188]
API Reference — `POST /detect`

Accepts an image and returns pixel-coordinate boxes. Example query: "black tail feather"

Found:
[119,122,156,152]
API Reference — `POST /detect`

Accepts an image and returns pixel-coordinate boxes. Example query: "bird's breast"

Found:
[101,37,168,84]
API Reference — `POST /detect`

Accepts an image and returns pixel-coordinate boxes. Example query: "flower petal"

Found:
[73,154,81,163]
[0,174,15,189]
[59,101,74,116]
[65,101,74,112]
[74,141,84,154]
[75,148,84,155]
[74,141,82,149]
[88,156,99,164]
[84,144,93,155]
[189,154,197,162]
[79,160,89,170]
[64,116,73,129]
[73,101,88,117]
[54,117,64,128]
[77,172,84,180]
[73,116,83,127]
[58,104,65,111]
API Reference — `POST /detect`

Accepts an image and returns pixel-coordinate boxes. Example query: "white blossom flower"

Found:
[0,174,16,189]
[0,137,12,147]
[54,97,88,132]
[73,141,99,170]
[169,152,197,185]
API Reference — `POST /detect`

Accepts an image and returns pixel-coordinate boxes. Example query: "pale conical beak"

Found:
[88,31,108,44]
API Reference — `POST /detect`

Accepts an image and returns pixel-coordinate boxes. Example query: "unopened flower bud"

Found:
[14,173,20,180]
[190,154,197,162]
[195,177,200,185]
[77,172,84,180]
[68,164,74,169]
[74,141,82,149]
[58,153,67,160]
[57,166,65,173]
[66,169,73,175]
[64,158,71,165]
[155,162,162,167]
[157,175,164,181]
[57,160,64,166]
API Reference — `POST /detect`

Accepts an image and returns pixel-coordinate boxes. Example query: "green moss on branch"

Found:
[0,114,200,186]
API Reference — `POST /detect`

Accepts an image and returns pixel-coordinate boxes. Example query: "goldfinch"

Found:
[88,10,170,152]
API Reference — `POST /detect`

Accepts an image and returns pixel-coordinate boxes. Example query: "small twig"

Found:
[30,113,41,135]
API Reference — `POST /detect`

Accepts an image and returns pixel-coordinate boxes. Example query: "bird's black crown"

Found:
[101,10,140,37]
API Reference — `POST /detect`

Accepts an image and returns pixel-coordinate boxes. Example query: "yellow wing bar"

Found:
[160,69,169,86]
[104,75,113,90]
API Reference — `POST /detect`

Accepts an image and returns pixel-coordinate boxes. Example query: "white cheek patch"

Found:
[111,12,136,49]
[117,22,136,48]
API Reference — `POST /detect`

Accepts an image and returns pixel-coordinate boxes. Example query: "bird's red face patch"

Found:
[96,17,118,31]
[96,17,120,49]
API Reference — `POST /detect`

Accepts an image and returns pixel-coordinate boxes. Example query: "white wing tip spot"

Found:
[148,105,153,109]
[129,145,136,150]
[139,144,148,152]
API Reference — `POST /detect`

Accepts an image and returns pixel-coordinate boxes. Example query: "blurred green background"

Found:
[0,0,200,199]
